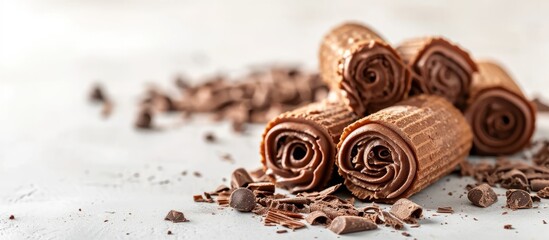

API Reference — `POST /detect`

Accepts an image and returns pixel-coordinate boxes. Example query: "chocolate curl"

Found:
[336,95,473,202]
[319,22,411,116]
[396,37,478,109]
[260,99,358,193]
[464,61,536,155]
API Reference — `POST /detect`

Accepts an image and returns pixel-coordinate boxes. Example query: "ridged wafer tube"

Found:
[336,95,473,202]
[465,61,536,155]
[319,22,411,116]
[260,98,359,193]
[396,37,478,110]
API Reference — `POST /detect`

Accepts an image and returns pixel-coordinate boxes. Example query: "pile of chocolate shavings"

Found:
[191,167,425,235]
[90,65,328,131]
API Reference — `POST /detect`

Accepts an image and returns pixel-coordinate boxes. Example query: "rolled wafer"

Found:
[319,22,411,116]
[336,95,473,202]
[260,97,359,193]
[464,61,535,155]
[396,37,478,109]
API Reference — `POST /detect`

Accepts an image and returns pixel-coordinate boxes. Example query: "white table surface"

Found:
[1,0,549,239]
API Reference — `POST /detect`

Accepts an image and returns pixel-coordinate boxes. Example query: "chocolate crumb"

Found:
[135,107,153,129]
[276,230,288,234]
[167,230,172,235]
[9,215,15,220]
[89,84,106,102]
[402,232,411,237]
[164,210,188,223]
[204,132,217,142]
[231,168,254,188]
[193,171,202,178]
[537,187,549,198]
[504,224,513,230]
[543,220,547,224]
[79,208,81,211]
[229,188,256,212]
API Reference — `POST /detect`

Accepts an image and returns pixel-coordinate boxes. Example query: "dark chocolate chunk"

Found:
[506,189,533,209]
[231,168,254,189]
[328,216,377,235]
[229,188,256,212]
[390,198,423,224]
[164,210,188,223]
[468,183,498,207]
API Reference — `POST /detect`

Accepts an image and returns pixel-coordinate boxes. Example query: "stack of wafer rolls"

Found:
[464,61,536,155]
[319,23,411,116]
[260,97,359,193]
[336,95,473,202]
[396,37,478,110]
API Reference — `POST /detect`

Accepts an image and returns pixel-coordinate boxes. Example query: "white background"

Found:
[1,0,549,239]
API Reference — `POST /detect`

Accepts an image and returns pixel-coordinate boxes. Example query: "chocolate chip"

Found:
[468,183,498,207]
[164,210,188,223]
[193,171,202,178]
[328,216,377,235]
[229,188,256,212]
[506,189,533,209]
[231,168,254,189]
[390,198,423,224]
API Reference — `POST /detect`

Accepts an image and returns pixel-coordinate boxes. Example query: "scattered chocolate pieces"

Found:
[328,216,377,235]
[506,189,533,210]
[229,188,256,212]
[231,168,253,189]
[504,224,513,230]
[164,210,188,223]
[500,169,530,191]
[390,199,423,224]
[305,211,331,225]
[468,183,498,208]
[436,207,454,214]
[537,187,549,198]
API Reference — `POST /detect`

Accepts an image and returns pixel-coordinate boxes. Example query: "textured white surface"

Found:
[1,0,549,239]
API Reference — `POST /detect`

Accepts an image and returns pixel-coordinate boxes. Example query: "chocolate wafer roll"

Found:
[337,95,473,202]
[396,37,478,109]
[261,98,359,193]
[319,22,411,116]
[465,61,535,155]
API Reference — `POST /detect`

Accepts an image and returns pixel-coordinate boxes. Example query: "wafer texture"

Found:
[337,95,473,202]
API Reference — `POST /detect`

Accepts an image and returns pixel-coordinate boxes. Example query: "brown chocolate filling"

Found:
[263,120,333,193]
[337,123,416,201]
[342,43,409,116]
[465,88,535,155]
[410,41,476,109]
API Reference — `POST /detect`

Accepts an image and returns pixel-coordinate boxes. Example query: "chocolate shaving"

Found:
[204,132,217,142]
[506,189,533,210]
[531,179,549,191]
[248,168,268,182]
[382,211,404,230]
[247,182,275,194]
[533,97,549,112]
[390,199,423,224]
[468,183,498,208]
[436,207,454,214]
[309,200,359,220]
[164,210,188,223]
[264,209,306,230]
[231,168,254,189]
[328,216,377,235]
[305,211,331,225]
